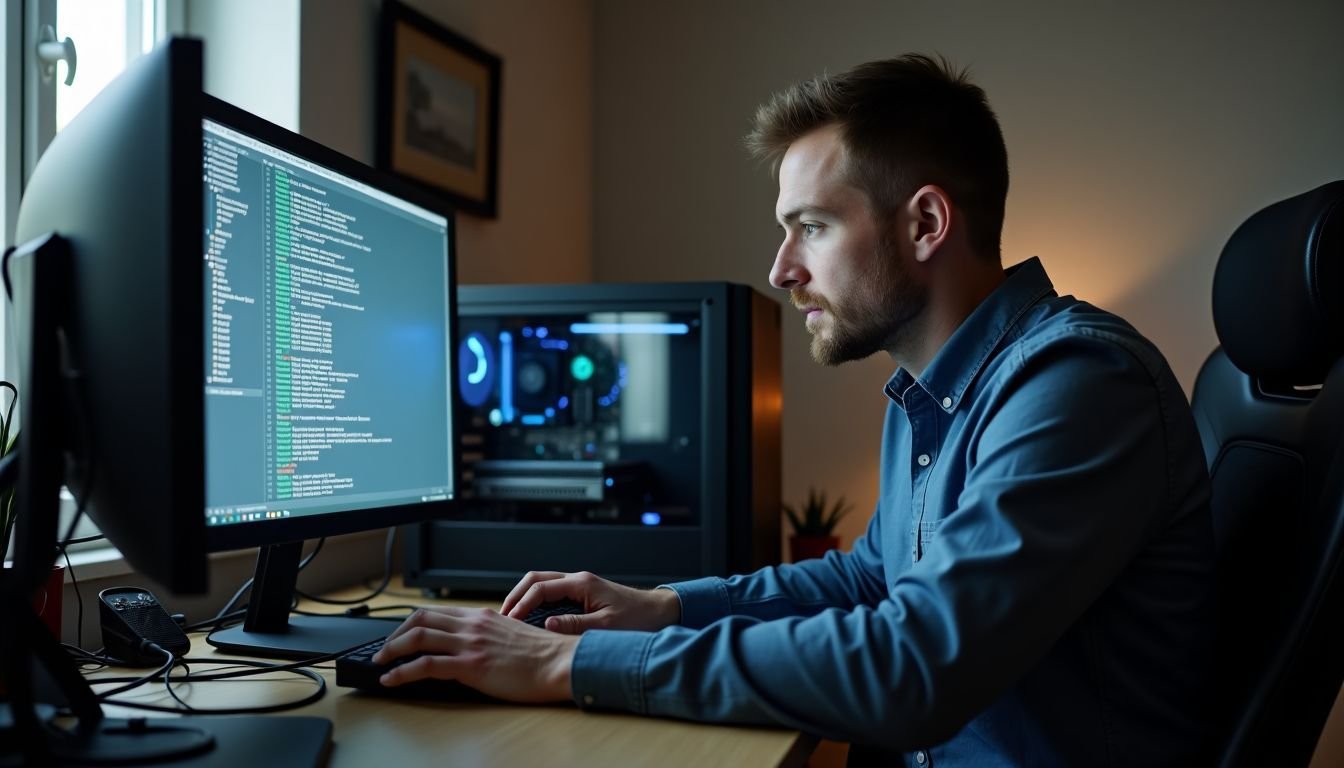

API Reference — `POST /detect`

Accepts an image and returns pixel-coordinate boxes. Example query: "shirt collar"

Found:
[884,257,1056,412]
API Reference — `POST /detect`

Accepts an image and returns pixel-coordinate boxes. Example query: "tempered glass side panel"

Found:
[453,302,704,527]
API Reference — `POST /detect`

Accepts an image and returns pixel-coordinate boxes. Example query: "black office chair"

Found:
[1190,180,1344,767]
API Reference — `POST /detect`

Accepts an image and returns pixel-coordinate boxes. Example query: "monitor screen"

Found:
[201,118,454,532]
[196,97,458,658]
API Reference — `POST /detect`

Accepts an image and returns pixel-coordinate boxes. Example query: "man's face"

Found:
[769,125,927,365]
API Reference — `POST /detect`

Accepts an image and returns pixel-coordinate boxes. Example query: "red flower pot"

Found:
[789,535,839,562]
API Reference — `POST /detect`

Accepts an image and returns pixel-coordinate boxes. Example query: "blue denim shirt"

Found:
[571,258,1216,767]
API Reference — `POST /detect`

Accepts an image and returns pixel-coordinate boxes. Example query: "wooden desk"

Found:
[98,581,816,767]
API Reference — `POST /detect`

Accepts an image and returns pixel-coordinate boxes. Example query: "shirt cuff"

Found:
[571,629,657,713]
[662,577,731,629]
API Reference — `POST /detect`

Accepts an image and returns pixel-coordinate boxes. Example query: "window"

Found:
[3,0,182,561]
[31,1,177,169]
[56,1,159,131]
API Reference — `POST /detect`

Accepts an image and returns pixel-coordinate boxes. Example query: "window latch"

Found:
[36,24,78,86]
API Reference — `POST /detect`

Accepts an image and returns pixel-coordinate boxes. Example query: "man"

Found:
[374,55,1216,766]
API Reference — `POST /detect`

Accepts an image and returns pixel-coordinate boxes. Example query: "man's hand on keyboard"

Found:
[371,606,580,703]
[500,570,682,634]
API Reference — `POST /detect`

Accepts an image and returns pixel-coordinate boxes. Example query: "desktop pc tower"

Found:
[404,281,782,593]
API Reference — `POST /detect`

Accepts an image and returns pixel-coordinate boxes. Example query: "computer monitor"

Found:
[5,32,457,765]
[1,36,341,765]
[198,93,457,659]
[7,41,210,602]
[3,33,456,755]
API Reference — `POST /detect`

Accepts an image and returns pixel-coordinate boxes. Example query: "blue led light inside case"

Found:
[499,331,514,423]
[569,322,690,335]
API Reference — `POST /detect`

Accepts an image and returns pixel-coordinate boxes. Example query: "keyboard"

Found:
[335,600,585,700]
[517,598,587,628]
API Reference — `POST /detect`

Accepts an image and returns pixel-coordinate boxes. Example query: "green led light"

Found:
[570,354,595,381]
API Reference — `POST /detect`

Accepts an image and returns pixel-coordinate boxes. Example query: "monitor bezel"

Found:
[200,95,459,554]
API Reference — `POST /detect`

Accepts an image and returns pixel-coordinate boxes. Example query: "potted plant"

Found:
[783,487,852,562]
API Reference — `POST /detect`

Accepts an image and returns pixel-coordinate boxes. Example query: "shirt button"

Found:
[582,694,594,706]
[941,396,952,409]
[916,751,927,765]
[917,453,931,467]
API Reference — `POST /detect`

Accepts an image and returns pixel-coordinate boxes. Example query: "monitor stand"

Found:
[207,540,400,660]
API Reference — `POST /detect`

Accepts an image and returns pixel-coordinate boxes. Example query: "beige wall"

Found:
[192,0,594,285]
[592,0,1344,548]
[364,0,595,285]
[189,0,301,130]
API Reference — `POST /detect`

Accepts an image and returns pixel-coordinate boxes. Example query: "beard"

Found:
[792,236,927,366]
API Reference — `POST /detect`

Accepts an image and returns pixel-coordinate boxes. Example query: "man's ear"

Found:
[905,185,952,264]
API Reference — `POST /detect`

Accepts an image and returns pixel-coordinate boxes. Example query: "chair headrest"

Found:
[1213,180,1344,384]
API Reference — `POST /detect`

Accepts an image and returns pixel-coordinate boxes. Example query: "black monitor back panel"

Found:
[404,281,781,593]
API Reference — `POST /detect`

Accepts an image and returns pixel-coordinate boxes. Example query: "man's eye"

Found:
[802,223,821,236]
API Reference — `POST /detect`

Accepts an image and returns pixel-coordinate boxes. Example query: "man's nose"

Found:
[769,240,808,290]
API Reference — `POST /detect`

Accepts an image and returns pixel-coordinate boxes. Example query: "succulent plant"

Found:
[782,487,852,537]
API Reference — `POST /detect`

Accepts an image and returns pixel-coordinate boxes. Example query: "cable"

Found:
[287,606,412,623]
[296,527,397,605]
[62,643,114,673]
[163,662,194,711]
[181,607,248,634]
[0,380,16,438]
[202,526,395,635]
[89,643,175,700]
[360,579,424,599]
[205,539,327,632]
[182,649,346,676]
[207,577,258,632]
[0,382,16,542]
[58,502,87,554]
[93,654,331,715]
[59,544,84,650]
[54,455,96,651]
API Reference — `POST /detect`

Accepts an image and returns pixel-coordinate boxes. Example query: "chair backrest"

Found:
[1190,180,1344,767]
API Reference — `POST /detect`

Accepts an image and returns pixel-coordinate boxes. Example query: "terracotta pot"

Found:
[0,563,64,696]
[5,562,66,637]
[789,535,839,562]
[33,563,65,640]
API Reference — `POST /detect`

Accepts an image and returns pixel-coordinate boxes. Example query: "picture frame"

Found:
[377,1,502,218]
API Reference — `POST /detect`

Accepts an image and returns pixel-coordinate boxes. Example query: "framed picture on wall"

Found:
[377,0,502,218]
